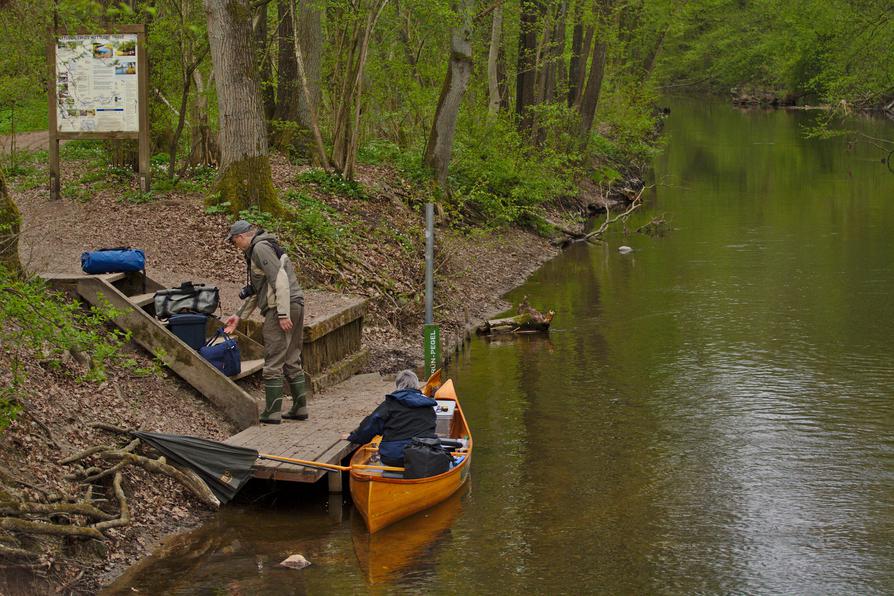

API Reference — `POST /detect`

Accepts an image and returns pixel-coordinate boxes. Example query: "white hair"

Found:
[395,369,419,390]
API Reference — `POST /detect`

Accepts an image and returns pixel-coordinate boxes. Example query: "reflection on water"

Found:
[108,99,894,593]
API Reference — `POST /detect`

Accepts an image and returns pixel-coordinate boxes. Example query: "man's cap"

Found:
[226,220,252,241]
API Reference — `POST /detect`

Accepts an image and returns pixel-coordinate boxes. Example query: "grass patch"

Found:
[60,140,107,161]
[296,168,368,200]
[0,96,48,135]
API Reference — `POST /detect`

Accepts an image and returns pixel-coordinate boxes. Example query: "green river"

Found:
[107,98,894,594]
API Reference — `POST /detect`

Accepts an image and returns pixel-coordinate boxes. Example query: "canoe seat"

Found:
[381,471,403,479]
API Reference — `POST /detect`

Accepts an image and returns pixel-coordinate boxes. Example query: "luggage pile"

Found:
[80,249,240,377]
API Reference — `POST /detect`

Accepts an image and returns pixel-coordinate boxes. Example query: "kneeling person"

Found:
[347,370,437,467]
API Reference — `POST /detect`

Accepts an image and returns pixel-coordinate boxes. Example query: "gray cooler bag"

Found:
[154,282,220,319]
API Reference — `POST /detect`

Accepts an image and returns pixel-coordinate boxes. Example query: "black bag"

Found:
[154,282,220,319]
[402,437,452,479]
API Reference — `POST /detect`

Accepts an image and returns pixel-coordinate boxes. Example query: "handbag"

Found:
[199,329,241,377]
[154,282,220,319]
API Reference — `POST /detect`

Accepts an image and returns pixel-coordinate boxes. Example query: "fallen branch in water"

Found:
[478,297,555,334]
[576,186,647,244]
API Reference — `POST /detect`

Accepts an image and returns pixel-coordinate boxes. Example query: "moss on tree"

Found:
[207,154,282,216]
[0,170,21,273]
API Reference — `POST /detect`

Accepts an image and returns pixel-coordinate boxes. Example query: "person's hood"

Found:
[386,388,438,408]
[250,230,278,248]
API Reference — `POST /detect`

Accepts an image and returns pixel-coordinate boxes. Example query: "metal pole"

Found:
[424,202,434,325]
[422,203,440,378]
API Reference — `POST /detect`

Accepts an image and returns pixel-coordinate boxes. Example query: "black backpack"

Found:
[403,437,453,479]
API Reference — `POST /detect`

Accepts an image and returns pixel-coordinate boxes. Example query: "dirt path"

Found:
[0,130,66,154]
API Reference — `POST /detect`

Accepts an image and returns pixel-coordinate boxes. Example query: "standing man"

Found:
[224,220,308,424]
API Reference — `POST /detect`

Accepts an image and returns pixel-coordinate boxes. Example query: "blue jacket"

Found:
[348,389,438,464]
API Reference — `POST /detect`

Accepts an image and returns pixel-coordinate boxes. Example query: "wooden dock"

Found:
[225,372,392,487]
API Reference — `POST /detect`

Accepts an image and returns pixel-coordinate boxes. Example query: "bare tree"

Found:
[578,36,607,142]
[424,0,474,191]
[515,0,544,130]
[331,0,390,179]
[274,0,322,158]
[294,0,322,136]
[487,1,503,115]
[204,0,280,214]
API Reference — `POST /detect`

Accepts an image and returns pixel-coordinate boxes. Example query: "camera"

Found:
[239,284,256,300]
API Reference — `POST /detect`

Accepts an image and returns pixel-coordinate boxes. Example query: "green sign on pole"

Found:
[423,323,441,379]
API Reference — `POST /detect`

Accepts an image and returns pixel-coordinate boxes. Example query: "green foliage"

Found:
[0,96,47,135]
[60,141,107,162]
[296,169,368,200]
[656,0,894,107]
[0,265,134,387]
[447,110,583,228]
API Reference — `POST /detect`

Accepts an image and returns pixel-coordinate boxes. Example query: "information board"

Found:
[55,34,139,133]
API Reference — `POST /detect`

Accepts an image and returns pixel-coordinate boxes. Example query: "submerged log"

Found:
[478,297,554,335]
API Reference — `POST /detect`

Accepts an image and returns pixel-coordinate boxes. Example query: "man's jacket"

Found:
[348,389,438,464]
[235,231,303,320]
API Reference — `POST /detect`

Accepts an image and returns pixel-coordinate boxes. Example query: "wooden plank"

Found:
[136,29,150,193]
[73,277,259,429]
[128,292,155,307]
[225,373,390,483]
[47,32,60,201]
[303,299,367,343]
[55,24,146,35]
[98,272,127,283]
[232,359,263,380]
[56,131,140,140]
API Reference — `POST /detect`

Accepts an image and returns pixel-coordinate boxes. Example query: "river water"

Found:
[107,99,894,594]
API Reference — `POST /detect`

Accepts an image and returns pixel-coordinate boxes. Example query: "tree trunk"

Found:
[287,0,331,169]
[394,0,423,85]
[578,39,607,143]
[274,0,299,122]
[487,1,503,115]
[423,0,474,191]
[567,4,583,107]
[547,0,568,102]
[189,69,218,167]
[341,0,390,180]
[254,1,275,120]
[0,171,21,273]
[204,0,280,214]
[570,25,593,108]
[642,24,669,78]
[294,0,322,134]
[515,0,541,130]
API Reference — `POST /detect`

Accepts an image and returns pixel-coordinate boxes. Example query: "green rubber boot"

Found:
[260,379,284,424]
[283,373,308,420]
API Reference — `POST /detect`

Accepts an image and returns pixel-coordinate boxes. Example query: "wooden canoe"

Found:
[349,379,472,533]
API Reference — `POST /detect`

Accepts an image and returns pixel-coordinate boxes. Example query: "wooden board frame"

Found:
[47,25,150,199]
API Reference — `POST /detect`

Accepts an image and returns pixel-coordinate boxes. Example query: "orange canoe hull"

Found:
[349,379,472,533]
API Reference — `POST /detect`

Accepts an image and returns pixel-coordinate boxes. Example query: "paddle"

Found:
[257,453,405,473]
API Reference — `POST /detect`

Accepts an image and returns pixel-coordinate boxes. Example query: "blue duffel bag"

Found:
[199,329,241,377]
[81,247,146,274]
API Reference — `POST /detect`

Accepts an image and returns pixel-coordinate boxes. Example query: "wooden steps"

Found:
[42,272,260,429]
[128,292,155,308]
[42,270,371,432]
[233,359,264,380]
